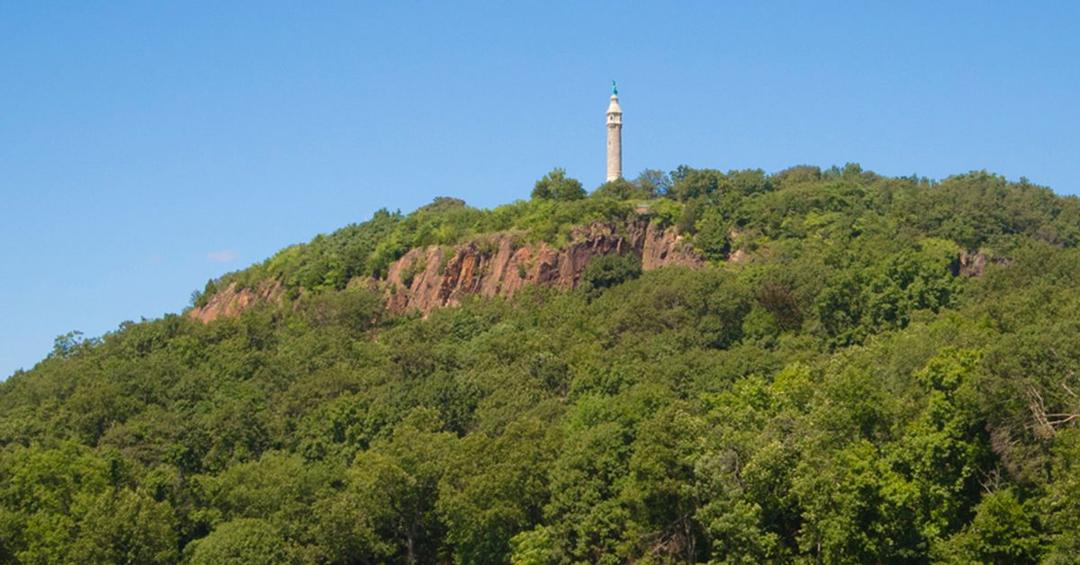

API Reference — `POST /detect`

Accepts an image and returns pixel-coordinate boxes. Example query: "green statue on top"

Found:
[612,80,618,96]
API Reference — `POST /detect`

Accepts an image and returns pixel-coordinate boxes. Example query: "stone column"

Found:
[606,93,622,182]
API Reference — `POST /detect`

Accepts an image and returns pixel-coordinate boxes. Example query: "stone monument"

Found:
[606,81,623,182]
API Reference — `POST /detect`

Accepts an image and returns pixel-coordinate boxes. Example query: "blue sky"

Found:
[2,1,1078,378]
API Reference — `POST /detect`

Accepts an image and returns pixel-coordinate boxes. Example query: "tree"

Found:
[932,489,1043,563]
[438,418,556,564]
[188,518,294,565]
[668,167,722,201]
[694,207,731,261]
[316,411,455,564]
[4,163,1080,563]
[531,168,585,201]
[593,178,646,200]
[70,489,178,564]
[580,254,642,299]
[0,442,111,563]
[634,169,671,197]
[1044,428,1080,561]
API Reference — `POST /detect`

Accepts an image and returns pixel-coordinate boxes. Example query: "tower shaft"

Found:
[606,91,622,182]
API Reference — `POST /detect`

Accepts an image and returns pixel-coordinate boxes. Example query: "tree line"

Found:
[2,165,1079,563]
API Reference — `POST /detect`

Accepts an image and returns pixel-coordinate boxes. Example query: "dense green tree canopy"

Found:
[531,168,586,202]
[2,164,1079,563]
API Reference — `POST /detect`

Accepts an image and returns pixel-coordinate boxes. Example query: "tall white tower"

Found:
[606,81,623,182]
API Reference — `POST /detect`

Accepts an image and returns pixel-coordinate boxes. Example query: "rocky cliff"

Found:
[188,279,284,323]
[188,219,701,322]
[382,220,701,314]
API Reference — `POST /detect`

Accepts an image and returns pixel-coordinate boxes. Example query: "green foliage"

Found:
[645,198,683,229]
[298,285,383,332]
[933,489,1043,563]
[199,171,644,300]
[633,169,671,197]
[438,418,555,563]
[694,206,731,261]
[188,518,294,565]
[580,253,642,298]
[0,442,178,564]
[71,488,178,564]
[3,164,1080,563]
[1044,429,1080,562]
[593,177,649,200]
[531,167,585,201]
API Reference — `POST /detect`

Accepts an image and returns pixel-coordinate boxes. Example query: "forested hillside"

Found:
[2,165,1079,563]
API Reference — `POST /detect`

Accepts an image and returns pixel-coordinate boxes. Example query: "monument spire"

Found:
[606,82,622,182]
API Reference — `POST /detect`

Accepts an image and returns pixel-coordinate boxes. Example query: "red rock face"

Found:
[955,251,987,277]
[951,249,1009,278]
[382,220,702,315]
[189,219,702,322]
[187,280,283,323]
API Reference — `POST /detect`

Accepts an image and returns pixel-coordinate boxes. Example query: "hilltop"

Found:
[1,164,1079,563]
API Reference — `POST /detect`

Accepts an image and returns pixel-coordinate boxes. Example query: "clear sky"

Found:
[2,1,1078,379]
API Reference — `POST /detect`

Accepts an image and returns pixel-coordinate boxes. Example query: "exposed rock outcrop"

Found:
[187,280,283,323]
[951,250,1011,278]
[383,220,701,314]
[954,250,988,277]
[188,220,701,322]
